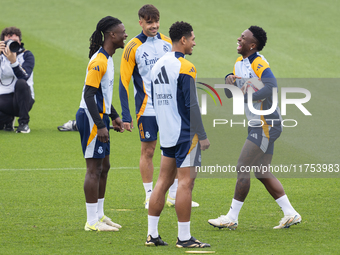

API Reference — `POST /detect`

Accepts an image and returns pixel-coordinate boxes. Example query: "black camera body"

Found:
[4,39,20,53]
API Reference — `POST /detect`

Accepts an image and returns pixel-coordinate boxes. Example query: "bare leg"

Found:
[255,153,300,227]
[254,154,285,200]
[209,139,293,229]
[234,139,264,202]
[84,158,103,203]
[140,141,157,183]
[175,167,195,222]
[84,157,120,231]
[148,155,177,216]
[99,155,110,199]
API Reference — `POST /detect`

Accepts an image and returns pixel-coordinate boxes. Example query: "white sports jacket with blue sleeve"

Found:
[151,51,207,148]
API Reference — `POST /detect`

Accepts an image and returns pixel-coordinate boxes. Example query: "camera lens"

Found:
[5,40,20,53]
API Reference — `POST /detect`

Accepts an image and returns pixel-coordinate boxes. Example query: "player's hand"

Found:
[97,127,109,143]
[241,83,247,95]
[225,75,241,85]
[112,117,124,133]
[123,121,132,132]
[199,138,210,151]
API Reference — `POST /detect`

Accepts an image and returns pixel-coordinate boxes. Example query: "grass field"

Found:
[0,0,339,254]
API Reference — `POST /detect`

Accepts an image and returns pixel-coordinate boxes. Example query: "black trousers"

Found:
[0,79,35,125]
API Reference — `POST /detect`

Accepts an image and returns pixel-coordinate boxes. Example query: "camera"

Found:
[4,39,20,53]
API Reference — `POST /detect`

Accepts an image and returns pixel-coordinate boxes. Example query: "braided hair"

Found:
[248,26,267,51]
[89,16,122,58]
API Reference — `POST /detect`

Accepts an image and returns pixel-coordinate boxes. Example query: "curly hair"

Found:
[88,16,122,58]
[248,25,267,51]
[169,21,193,42]
[1,27,22,41]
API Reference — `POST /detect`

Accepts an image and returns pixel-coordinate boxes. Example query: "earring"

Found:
[250,48,253,50]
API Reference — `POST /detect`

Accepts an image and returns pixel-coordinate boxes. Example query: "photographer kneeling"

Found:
[0,26,35,133]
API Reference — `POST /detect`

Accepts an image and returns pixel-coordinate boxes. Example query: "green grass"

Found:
[1,170,339,254]
[0,0,339,254]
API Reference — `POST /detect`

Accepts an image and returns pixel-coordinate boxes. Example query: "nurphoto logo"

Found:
[197,81,312,128]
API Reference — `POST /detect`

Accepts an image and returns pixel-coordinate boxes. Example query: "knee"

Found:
[189,178,195,190]
[155,178,173,193]
[178,177,195,191]
[86,169,101,180]
[141,146,155,159]
[254,168,266,179]
[236,162,251,180]
[15,79,29,92]
[254,170,274,180]
[101,162,110,177]
[236,161,249,179]
[236,158,246,170]
[87,162,104,177]
[254,171,262,180]
[102,159,110,171]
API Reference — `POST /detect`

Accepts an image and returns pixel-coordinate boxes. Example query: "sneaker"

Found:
[84,221,119,231]
[191,201,199,207]
[176,236,210,248]
[273,214,301,229]
[4,118,15,131]
[166,195,200,207]
[99,215,122,229]
[145,235,168,246]
[58,120,78,131]
[208,215,238,230]
[16,123,30,133]
[144,198,150,209]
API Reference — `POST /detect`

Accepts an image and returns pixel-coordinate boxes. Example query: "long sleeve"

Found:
[84,85,106,129]
[179,74,207,141]
[11,51,35,80]
[244,68,277,103]
[119,39,138,122]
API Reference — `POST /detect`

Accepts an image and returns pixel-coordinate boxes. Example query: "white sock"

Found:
[168,179,178,199]
[226,199,244,222]
[178,221,191,241]
[143,182,153,200]
[275,195,298,216]
[86,202,98,226]
[148,215,160,238]
[97,198,105,220]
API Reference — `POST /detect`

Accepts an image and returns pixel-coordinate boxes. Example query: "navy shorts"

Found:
[161,135,201,168]
[137,115,158,142]
[76,108,110,159]
[247,126,281,154]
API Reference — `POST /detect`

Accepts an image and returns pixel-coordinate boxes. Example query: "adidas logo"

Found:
[189,67,195,73]
[141,52,149,59]
[250,133,258,139]
[257,63,263,71]
[93,65,100,71]
[154,66,169,84]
